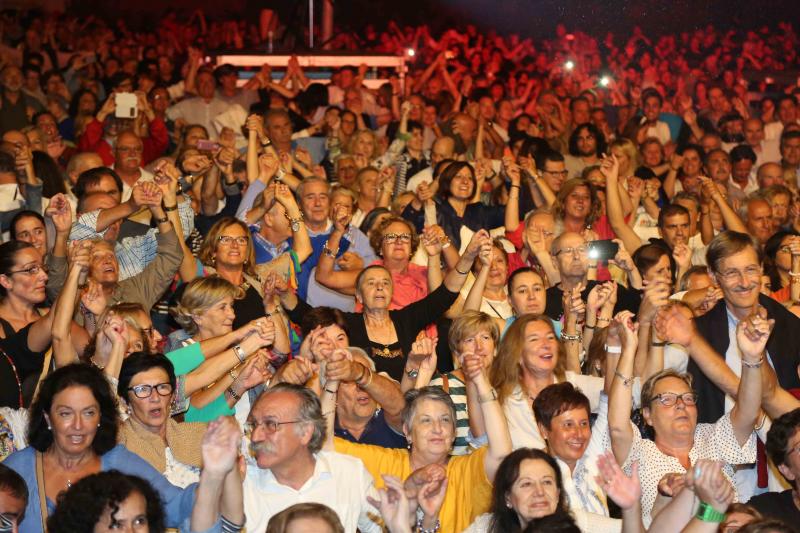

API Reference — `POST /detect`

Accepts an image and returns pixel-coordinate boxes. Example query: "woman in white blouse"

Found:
[608,308,765,527]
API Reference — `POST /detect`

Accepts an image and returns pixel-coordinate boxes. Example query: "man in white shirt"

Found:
[764,95,800,142]
[744,118,781,167]
[242,384,382,533]
[166,68,230,137]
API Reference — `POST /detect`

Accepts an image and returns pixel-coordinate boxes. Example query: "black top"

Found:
[287,284,459,381]
[334,409,407,449]
[748,489,800,529]
[0,321,47,408]
[402,198,505,250]
[545,281,642,321]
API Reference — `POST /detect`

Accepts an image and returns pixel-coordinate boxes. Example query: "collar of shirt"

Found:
[307,220,333,238]
[555,456,608,516]
[250,225,291,257]
[249,452,333,493]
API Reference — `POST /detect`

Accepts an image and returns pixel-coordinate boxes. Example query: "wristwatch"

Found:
[289,215,304,233]
[405,367,419,379]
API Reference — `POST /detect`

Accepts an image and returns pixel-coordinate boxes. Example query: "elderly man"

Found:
[744,118,781,166]
[739,196,775,247]
[69,164,193,280]
[0,65,43,135]
[295,178,376,309]
[242,383,382,532]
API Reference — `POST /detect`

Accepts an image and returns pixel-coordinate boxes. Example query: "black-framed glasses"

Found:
[244,418,302,436]
[128,383,174,399]
[650,392,698,407]
[7,264,48,276]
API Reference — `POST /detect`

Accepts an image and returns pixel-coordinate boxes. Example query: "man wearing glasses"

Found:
[242,384,382,533]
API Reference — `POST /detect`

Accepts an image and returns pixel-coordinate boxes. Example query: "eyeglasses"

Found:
[0,513,20,532]
[217,235,248,246]
[383,233,412,243]
[650,392,698,407]
[128,383,174,399]
[543,169,569,177]
[243,418,302,436]
[7,264,48,276]
[718,266,762,283]
[554,245,588,257]
[779,245,794,254]
[117,146,143,154]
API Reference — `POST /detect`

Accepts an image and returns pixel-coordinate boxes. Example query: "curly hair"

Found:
[368,215,420,258]
[766,407,800,474]
[48,471,165,533]
[27,363,119,454]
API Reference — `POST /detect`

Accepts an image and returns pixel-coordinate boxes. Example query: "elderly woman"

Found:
[48,417,244,533]
[608,309,764,526]
[316,215,442,309]
[403,161,506,250]
[0,241,59,407]
[464,448,581,532]
[416,310,499,455]
[3,364,198,533]
[280,231,486,380]
[117,353,206,488]
[169,276,286,423]
[326,373,512,533]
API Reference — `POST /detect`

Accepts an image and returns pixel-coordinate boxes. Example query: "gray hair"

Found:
[296,177,330,201]
[401,386,457,432]
[257,383,326,453]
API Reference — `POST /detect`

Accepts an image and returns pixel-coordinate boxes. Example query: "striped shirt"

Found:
[428,372,475,456]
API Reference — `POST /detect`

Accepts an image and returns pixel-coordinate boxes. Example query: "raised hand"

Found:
[610,241,634,272]
[460,351,486,383]
[656,472,686,498]
[367,475,411,533]
[45,193,73,233]
[563,285,586,324]
[416,181,435,203]
[672,242,692,271]
[182,153,213,175]
[336,251,363,272]
[421,225,445,257]
[638,276,671,323]
[408,336,437,369]
[685,460,733,513]
[418,475,448,525]
[278,356,318,386]
[332,204,352,233]
[595,451,640,511]
[246,114,267,141]
[258,152,279,180]
[68,240,92,272]
[599,153,619,181]
[653,304,695,347]
[80,278,108,317]
[201,416,242,476]
[464,229,491,260]
[736,306,773,362]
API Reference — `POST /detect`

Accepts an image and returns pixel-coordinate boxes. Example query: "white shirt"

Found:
[620,412,756,527]
[404,167,434,195]
[764,120,800,142]
[166,96,231,137]
[644,120,672,145]
[243,451,382,533]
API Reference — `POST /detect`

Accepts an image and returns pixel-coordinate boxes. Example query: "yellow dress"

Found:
[334,437,493,533]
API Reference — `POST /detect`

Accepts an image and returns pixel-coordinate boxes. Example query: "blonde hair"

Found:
[609,137,640,176]
[197,217,256,277]
[80,303,148,364]
[171,276,243,335]
[490,314,565,405]
[448,310,500,355]
[346,129,380,160]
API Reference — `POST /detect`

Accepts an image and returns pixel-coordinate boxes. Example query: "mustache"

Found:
[249,441,274,457]
[733,283,758,291]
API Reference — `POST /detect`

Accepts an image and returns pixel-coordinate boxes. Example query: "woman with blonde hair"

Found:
[167,275,287,423]
[608,137,640,180]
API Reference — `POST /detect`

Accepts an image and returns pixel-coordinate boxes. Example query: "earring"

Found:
[211,255,216,266]
[506,501,512,509]
[97,423,101,428]
[47,425,51,430]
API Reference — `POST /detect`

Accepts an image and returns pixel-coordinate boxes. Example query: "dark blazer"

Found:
[689,295,800,423]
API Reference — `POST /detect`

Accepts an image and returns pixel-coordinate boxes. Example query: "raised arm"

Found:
[729,307,768,446]
[274,182,312,264]
[314,205,360,294]
[700,177,746,233]
[603,155,642,254]
[51,242,90,368]
[608,311,638,464]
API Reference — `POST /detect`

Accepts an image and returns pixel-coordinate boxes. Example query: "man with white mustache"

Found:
[242,383,382,533]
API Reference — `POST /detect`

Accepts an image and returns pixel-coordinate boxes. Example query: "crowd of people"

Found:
[0,6,800,533]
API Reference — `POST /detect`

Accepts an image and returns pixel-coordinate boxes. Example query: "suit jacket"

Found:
[689,295,800,423]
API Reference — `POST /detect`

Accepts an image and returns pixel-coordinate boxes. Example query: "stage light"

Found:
[600,76,611,87]
[564,60,574,71]
[406,48,416,57]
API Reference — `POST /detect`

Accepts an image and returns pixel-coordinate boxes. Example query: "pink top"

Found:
[356,260,429,311]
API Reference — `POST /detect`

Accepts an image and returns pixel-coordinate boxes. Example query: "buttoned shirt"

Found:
[243,451,382,533]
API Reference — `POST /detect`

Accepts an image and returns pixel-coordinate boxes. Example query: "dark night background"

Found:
[66,0,799,39]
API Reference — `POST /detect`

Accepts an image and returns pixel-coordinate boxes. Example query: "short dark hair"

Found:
[118,353,177,399]
[766,407,800,471]
[0,463,27,505]
[633,242,674,283]
[781,129,800,148]
[507,266,545,294]
[9,210,44,240]
[730,144,757,164]
[641,87,663,106]
[0,151,16,174]
[48,471,165,533]
[705,231,759,274]
[536,149,565,170]
[28,364,119,454]
[299,307,349,338]
[657,203,690,229]
[533,382,590,430]
[702,147,730,168]
[73,167,123,201]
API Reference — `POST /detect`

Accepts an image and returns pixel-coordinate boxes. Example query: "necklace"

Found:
[0,349,23,408]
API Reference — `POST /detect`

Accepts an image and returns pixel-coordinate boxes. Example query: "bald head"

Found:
[431,136,455,165]
[1,130,29,149]
[757,162,784,189]
[67,152,104,185]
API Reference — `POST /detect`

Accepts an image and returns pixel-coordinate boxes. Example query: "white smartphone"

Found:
[115,92,138,118]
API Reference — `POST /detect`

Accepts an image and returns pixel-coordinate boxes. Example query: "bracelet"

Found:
[695,501,726,523]
[614,370,634,387]
[228,369,238,382]
[479,388,498,404]
[651,341,667,347]
[322,244,338,258]
[455,264,469,275]
[153,214,169,224]
[789,271,800,278]
[232,344,246,364]
[561,332,582,342]
[358,366,374,388]
[596,317,611,323]
[584,323,596,330]
[605,344,622,354]
[162,203,178,212]
[416,517,441,533]
[324,387,338,394]
[227,386,241,402]
[741,356,764,369]
[509,184,521,189]
[441,237,451,249]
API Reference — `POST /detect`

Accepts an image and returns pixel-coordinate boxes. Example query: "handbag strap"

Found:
[35,451,49,533]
